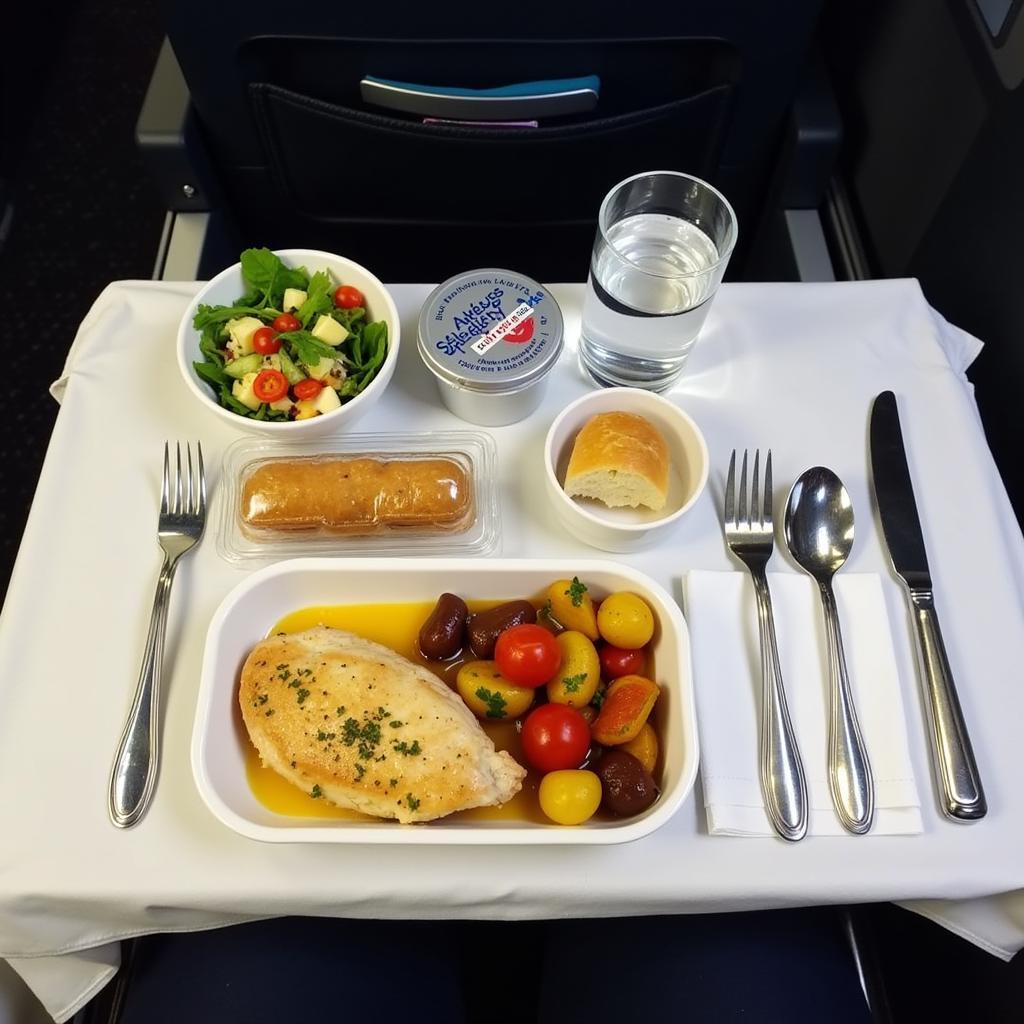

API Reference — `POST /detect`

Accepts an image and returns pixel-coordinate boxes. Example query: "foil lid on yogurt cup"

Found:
[418,269,564,392]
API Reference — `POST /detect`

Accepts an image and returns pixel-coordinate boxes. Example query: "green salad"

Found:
[191,248,389,422]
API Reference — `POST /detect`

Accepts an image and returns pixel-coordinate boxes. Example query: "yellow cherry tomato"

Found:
[456,661,535,721]
[547,631,601,707]
[619,722,659,774]
[538,770,602,825]
[546,578,599,640]
[597,592,654,649]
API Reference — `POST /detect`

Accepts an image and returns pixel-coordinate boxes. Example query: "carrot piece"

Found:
[591,674,659,746]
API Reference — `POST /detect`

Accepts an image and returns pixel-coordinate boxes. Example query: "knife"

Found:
[869,391,987,821]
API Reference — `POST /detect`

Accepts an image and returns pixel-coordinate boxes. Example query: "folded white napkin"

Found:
[684,571,923,836]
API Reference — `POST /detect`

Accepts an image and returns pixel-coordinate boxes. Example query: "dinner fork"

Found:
[109,442,206,828]
[724,450,808,842]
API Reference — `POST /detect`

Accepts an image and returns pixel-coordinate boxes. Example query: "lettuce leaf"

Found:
[277,330,338,368]
[296,271,334,329]
[194,359,229,390]
[239,248,308,308]
[193,303,274,330]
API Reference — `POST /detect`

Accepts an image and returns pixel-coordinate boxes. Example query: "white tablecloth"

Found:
[3,279,1024,1021]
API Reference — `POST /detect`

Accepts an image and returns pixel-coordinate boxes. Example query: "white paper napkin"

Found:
[684,571,923,836]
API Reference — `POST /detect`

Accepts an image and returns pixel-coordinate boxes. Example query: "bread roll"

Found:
[241,457,471,533]
[563,412,670,511]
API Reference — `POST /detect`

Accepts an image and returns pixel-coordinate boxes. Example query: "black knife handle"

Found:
[908,590,987,820]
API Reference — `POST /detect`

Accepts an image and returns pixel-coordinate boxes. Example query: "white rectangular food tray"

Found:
[192,558,698,844]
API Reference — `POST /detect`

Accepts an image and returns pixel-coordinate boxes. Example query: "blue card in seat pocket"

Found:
[360,75,600,120]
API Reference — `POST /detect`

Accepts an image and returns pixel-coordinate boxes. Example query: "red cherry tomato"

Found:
[494,623,561,688]
[251,326,281,354]
[252,369,289,403]
[599,644,647,679]
[272,313,301,333]
[521,704,591,773]
[293,378,323,400]
[334,285,365,309]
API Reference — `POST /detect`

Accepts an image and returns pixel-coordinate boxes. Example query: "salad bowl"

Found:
[177,248,401,437]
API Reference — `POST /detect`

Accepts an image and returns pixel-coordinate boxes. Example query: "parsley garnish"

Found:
[389,720,404,728]
[561,672,587,693]
[341,714,383,760]
[354,763,365,781]
[310,784,322,799]
[257,694,269,705]
[389,778,398,788]
[336,706,346,716]
[275,664,288,671]
[296,688,310,705]
[406,794,420,812]
[566,577,588,607]
[392,739,422,756]
[475,686,507,719]
[317,730,336,742]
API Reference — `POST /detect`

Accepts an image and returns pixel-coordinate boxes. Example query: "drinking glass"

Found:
[579,170,737,391]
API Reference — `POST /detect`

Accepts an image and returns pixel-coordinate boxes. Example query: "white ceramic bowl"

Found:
[192,557,698,844]
[177,248,401,437]
[544,388,709,552]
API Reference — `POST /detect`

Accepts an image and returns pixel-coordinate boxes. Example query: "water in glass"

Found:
[580,213,720,390]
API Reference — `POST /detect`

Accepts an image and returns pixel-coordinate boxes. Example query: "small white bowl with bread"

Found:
[177,248,401,438]
[544,388,709,552]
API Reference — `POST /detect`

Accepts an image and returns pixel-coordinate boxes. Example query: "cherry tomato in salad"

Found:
[251,326,281,354]
[599,644,646,679]
[494,623,561,688]
[521,704,591,773]
[272,313,301,333]
[334,285,364,309]
[293,378,323,400]
[252,369,289,403]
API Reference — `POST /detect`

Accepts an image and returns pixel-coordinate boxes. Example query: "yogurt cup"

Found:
[417,269,564,426]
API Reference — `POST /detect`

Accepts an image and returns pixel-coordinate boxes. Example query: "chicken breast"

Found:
[239,626,526,823]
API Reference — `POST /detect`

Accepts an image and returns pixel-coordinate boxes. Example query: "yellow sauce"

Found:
[244,601,545,823]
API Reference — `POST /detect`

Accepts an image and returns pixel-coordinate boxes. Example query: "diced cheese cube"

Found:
[283,288,307,312]
[313,385,342,415]
[225,316,264,359]
[231,371,261,411]
[294,398,319,421]
[310,314,349,346]
[302,356,336,381]
[269,397,294,413]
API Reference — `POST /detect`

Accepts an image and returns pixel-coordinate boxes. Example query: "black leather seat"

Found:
[158,0,826,281]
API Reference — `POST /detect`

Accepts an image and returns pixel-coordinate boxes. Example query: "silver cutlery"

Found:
[724,449,809,842]
[869,391,986,821]
[109,442,207,828]
[785,467,875,834]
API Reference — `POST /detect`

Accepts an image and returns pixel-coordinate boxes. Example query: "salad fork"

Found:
[109,442,206,828]
[724,449,808,842]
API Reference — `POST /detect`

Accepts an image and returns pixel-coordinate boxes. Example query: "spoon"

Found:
[785,467,875,834]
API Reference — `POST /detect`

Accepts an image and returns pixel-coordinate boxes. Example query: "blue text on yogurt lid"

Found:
[418,270,564,391]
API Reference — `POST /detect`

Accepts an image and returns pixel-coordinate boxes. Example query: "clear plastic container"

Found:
[217,432,500,564]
